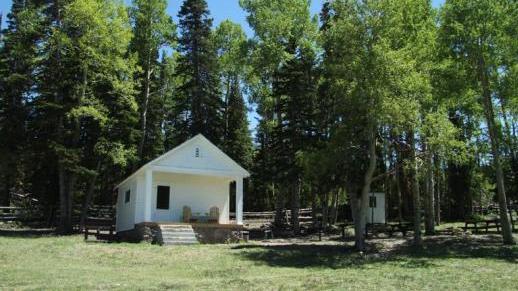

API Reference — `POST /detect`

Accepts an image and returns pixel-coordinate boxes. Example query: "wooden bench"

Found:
[388,222,413,237]
[366,222,413,238]
[464,219,500,234]
[84,218,115,241]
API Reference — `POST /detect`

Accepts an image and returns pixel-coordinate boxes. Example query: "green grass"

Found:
[0,233,517,290]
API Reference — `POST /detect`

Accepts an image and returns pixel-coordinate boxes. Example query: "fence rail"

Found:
[0,205,114,224]
[230,208,314,224]
[472,204,518,216]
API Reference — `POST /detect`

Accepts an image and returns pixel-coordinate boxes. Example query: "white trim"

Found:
[144,169,152,221]
[114,134,250,189]
[236,177,243,225]
[153,181,173,221]
[151,165,246,178]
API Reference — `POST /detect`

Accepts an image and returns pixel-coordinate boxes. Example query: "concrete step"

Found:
[160,225,193,229]
[160,228,194,233]
[160,224,193,228]
[163,240,199,245]
[163,237,198,242]
[158,223,199,245]
[160,230,196,234]
[161,234,197,240]
[160,231,194,236]
[160,228,195,233]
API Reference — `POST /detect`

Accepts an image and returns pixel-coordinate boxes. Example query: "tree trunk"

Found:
[290,178,301,235]
[137,50,153,164]
[478,55,515,245]
[434,155,441,225]
[424,147,435,235]
[66,173,76,233]
[498,94,516,160]
[322,191,329,227]
[352,124,377,251]
[395,142,403,222]
[311,186,318,225]
[409,131,422,246]
[52,0,69,235]
[79,161,101,230]
[274,184,284,226]
[58,165,67,233]
[329,190,339,225]
[350,190,365,250]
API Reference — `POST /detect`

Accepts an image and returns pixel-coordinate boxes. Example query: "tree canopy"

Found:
[0,0,516,247]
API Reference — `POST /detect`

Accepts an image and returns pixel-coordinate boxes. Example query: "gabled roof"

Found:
[115,134,250,189]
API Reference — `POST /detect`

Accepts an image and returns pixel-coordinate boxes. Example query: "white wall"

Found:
[366,192,386,224]
[152,172,230,224]
[133,174,145,223]
[156,140,237,174]
[116,179,137,232]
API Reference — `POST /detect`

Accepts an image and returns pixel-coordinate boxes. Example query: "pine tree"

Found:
[213,20,253,169]
[129,0,175,165]
[241,0,318,233]
[0,0,44,205]
[224,78,253,168]
[33,0,138,233]
[174,0,223,145]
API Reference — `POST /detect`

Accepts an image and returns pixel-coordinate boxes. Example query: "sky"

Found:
[0,0,445,132]
[0,0,446,38]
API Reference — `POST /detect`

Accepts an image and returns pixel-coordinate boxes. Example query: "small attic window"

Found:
[195,147,200,158]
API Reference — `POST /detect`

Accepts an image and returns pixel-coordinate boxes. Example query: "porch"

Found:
[138,167,244,225]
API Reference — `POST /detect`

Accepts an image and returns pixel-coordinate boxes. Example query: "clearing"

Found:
[0,230,517,290]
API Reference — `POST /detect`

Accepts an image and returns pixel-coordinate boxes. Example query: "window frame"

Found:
[125,189,130,204]
[156,185,170,210]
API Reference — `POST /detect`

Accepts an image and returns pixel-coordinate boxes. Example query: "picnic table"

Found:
[83,218,116,241]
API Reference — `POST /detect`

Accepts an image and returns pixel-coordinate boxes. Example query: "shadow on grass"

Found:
[232,235,518,269]
[0,228,55,238]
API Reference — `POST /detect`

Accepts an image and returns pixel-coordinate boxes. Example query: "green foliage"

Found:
[241,0,319,222]
[173,0,223,145]
[213,20,253,169]
[0,0,517,240]
[129,0,176,164]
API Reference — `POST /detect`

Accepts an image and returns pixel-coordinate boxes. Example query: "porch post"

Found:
[236,177,243,225]
[144,169,152,221]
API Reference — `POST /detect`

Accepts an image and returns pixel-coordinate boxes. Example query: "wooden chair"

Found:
[208,206,219,223]
[183,206,192,223]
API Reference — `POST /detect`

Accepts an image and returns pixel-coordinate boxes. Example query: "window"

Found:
[156,185,170,210]
[195,147,200,158]
[369,196,377,208]
[125,190,130,203]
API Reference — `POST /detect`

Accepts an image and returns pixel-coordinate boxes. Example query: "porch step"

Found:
[158,224,199,246]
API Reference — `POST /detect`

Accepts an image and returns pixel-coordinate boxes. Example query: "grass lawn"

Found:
[0,231,517,290]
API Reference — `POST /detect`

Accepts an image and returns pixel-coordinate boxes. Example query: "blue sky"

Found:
[0,0,445,36]
[0,0,445,132]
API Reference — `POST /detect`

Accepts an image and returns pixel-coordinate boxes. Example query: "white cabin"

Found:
[115,134,250,232]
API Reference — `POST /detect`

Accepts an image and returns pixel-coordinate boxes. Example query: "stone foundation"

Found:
[192,225,242,243]
[117,223,161,244]
[117,223,244,244]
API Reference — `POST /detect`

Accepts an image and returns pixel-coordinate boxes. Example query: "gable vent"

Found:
[195,147,200,158]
